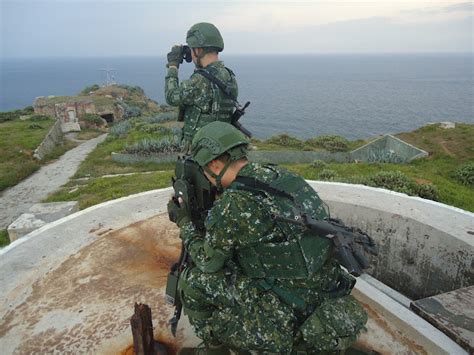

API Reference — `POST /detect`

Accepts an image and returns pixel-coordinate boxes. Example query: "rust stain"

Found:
[0,214,183,354]
[358,300,428,355]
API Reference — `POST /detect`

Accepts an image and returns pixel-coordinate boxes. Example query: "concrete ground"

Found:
[0,134,107,230]
[0,187,467,354]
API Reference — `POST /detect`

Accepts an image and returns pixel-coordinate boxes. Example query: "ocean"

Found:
[1,54,473,139]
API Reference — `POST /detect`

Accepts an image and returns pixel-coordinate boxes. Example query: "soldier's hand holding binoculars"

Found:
[167,45,183,69]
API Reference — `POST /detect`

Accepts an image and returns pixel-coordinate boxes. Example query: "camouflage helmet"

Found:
[186,23,224,51]
[191,122,249,166]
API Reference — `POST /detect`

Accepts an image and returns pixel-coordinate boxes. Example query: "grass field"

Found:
[44,119,473,213]
[0,229,9,247]
[45,170,173,209]
[0,117,77,191]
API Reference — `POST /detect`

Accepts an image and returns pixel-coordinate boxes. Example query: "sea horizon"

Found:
[1,53,473,139]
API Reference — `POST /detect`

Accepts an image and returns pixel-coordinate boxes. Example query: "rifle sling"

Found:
[234,176,296,202]
[195,68,238,104]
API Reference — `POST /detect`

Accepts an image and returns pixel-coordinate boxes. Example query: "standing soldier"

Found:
[165,23,238,152]
[168,122,375,354]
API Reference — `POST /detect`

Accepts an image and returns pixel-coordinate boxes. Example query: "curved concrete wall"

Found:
[0,185,469,354]
[309,181,474,300]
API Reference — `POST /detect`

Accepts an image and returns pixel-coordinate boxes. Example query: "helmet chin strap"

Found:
[192,48,205,69]
[204,159,233,193]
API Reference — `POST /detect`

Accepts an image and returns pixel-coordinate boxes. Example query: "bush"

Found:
[124,136,182,155]
[367,150,404,163]
[29,114,51,121]
[145,112,177,123]
[109,120,132,137]
[311,160,327,169]
[82,113,104,125]
[454,163,474,186]
[0,107,42,123]
[413,184,439,201]
[120,102,142,119]
[28,123,43,129]
[135,122,171,134]
[118,85,145,95]
[266,134,304,149]
[0,111,19,122]
[319,169,337,181]
[81,84,100,95]
[366,171,412,193]
[306,135,349,152]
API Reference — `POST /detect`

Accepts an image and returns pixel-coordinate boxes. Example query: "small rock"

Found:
[439,122,455,129]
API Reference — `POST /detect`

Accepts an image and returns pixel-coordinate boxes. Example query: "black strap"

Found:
[234,176,295,202]
[195,68,236,101]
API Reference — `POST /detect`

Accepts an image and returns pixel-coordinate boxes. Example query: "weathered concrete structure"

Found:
[34,96,124,133]
[7,201,79,242]
[33,119,63,159]
[351,134,428,163]
[0,184,471,353]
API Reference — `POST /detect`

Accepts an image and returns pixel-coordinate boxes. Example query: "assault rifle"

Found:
[166,156,217,336]
[272,213,378,277]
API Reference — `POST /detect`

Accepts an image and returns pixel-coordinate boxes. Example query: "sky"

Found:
[1,0,472,58]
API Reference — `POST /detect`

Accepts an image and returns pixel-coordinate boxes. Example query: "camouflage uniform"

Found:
[165,61,238,148]
[178,163,368,353]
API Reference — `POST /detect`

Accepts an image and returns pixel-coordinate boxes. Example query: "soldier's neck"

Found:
[200,54,219,68]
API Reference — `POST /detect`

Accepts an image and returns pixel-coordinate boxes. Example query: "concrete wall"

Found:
[309,182,474,300]
[1,188,467,354]
[33,119,63,160]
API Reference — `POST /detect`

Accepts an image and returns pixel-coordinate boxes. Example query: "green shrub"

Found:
[109,120,132,137]
[366,171,412,193]
[306,135,349,152]
[367,150,404,163]
[120,102,142,119]
[0,112,19,122]
[146,112,177,123]
[81,84,100,95]
[0,107,38,123]
[124,136,182,155]
[118,84,145,95]
[266,134,304,149]
[413,184,440,201]
[82,113,104,125]
[454,163,474,186]
[28,123,43,129]
[29,114,51,121]
[319,169,337,181]
[311,160,327,169]
[135,122,171,134]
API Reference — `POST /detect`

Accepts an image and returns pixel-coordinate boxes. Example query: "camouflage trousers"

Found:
[178,267,368,354]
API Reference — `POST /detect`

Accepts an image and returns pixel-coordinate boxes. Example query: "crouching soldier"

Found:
[168,122,374,354]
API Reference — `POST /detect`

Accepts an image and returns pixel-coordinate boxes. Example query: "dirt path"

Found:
[0,134,107,229]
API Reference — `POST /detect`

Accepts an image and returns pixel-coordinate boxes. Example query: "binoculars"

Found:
[180,45,192,64]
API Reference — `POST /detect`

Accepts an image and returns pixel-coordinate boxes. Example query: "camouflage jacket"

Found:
[165,61,238,144]
[181,162,345,305]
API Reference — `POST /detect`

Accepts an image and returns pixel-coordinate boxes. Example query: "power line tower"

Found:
[99,67,117,86]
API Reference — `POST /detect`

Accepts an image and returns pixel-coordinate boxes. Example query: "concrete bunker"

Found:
[351,134,428,163]
[100,112,115,123]
[0,184,471,353]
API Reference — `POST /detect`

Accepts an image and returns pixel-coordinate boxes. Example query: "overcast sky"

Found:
[1,0,472,58]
